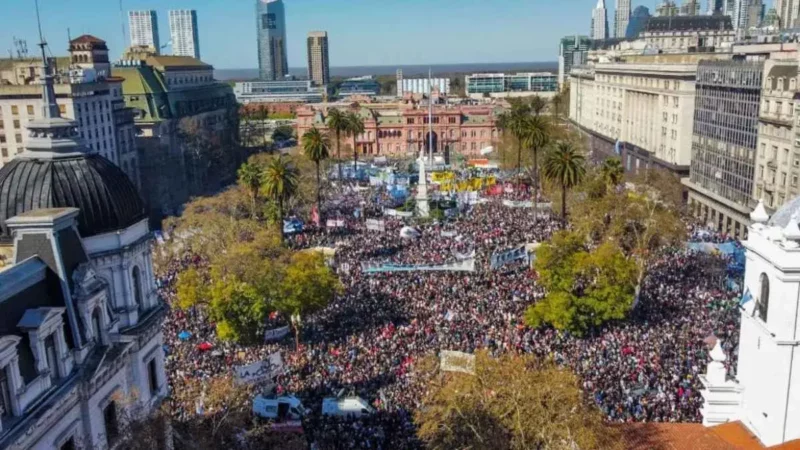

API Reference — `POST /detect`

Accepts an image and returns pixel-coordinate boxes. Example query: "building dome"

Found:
[0,155,145,239]
[769,196,800,228]
[0,60,145,240]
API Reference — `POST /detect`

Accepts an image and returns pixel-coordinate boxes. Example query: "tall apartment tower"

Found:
[128,10,160,54]
[169,10,200,59]
[775,0,799,27]
[307,31,330,86]
[256,0,288,81]
[708,0,724,14]
[615,0,632,38]
[591,0,609,40]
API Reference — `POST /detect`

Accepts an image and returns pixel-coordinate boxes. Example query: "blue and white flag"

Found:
[740,288,756,315]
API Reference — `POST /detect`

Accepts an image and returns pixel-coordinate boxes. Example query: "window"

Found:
[59,104,66,115]
[26,105,34,115]
[59,437,76,450]
[45,334,58,382]
[92,309,102,343]
[792,175,798,187]
[14,134,21,143]
[10,105,18,115]
[103,401,119,444]
[757,273,770,323]
[406,118,414,125]
[12,120,20,129]
[0,368,11,419]
[0,136,5,144]
[132,266,144,311]
[148,359,159,395]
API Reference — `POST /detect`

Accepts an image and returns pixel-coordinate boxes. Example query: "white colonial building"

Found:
[700,199,800,447]
[0,49,166,450]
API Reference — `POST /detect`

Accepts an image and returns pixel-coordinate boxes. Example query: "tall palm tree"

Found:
[237,162,264,219]
[601,157,624,190]
[327,108,347,182]
[520,115,549,192]
[302,127,330,221]
[345,112,365,178]
[529,95,547,117]
[551,92,563,118]
[543,142,586,219]
[262,156,300,242]
[497,99,531,178]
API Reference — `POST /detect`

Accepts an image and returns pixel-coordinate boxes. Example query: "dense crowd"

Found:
[158,182,742,449]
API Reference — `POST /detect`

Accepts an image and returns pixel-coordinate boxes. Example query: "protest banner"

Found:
[366,219,386,232]
[264,326,290,342]
[440,350,476,375]
[361,258,475,273]
[490,246,530,270]
[326,219,346,228]
[384,209,414,218]
[235,352,284,384]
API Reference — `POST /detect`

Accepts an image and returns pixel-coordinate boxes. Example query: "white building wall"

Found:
[169,10,199,59]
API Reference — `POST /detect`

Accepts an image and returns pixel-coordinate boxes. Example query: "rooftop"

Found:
[644,15,734,32]
[619,422,800,450]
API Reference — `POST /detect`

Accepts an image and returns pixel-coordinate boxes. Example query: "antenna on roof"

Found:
[13,37,28,59]
[34,0,61,119]
[119,0,126,49]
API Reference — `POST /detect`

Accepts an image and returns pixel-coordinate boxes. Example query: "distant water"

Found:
[215,62,558,81]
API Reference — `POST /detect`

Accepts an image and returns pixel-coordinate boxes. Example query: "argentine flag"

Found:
[740,288,756,316]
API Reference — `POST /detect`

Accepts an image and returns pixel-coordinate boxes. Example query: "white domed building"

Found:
[0,47,166,449]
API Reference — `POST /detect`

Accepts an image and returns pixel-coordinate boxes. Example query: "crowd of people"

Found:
[157,179,743,449]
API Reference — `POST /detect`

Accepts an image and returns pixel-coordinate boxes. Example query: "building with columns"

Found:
[0,47,166,449]
[296,103,503,160]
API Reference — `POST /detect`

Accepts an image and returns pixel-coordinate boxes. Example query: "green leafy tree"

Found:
[175,267,207,310]
[601,157,624,190]
[524,231,637,335]
[271,124,294,142]
[261,156,300,242]
[415,351,622,450]
[543,142,586,218]
[497,99,532,180]
[327,108,348,181]
[345,111,365,176]
[237,162,264,219]
[301,127,330,219]
[209,277,271,343]
[277,251,342,348]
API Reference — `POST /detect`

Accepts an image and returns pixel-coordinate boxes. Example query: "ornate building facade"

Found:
[296,104,503,160]
[0,48,166,449]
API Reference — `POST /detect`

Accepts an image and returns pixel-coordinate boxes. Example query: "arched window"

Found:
[92,308,103,343]
[758,273,770,323]
[132,266,144,311]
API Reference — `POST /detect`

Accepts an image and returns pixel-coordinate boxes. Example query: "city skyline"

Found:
[1,0,616,69]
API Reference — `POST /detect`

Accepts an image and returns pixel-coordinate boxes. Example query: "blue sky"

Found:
[0,0,627,69]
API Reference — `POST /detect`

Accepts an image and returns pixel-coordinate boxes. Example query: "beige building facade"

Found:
[753,60,800,213]
[307,31,330,86]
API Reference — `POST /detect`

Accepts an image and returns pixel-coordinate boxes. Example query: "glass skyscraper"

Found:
[625,6,650,39]
[256,0,288,81]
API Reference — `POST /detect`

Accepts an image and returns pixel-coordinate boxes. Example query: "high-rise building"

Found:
[680,0,702,15]
[707,0,724,14]
[656,0,680,16]
[169,10,200,59]
[776,0,800,28]
[591,0,609,40]
[615,0,632,38]
[558,35,591,87]
[306,31,329,86]
[686,60,764,238]
[733,0,755,29]
[128,10,160,54]
[625,6,651,38]
[256,0,288,81]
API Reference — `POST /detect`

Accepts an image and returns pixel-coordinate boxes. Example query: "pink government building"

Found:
[295,101,504,159]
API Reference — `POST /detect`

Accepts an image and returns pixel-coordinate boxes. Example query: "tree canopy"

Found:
[524,231,638,335]
[415,351,622,450]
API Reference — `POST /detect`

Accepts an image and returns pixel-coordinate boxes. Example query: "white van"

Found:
[252,395,307,421]
[321,396,375,418]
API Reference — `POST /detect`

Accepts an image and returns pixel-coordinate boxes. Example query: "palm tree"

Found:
[601,157,624,190]
[543,142,586,219]
[345,112,365,177]
[551,92,563,118]
[497,99,531,179]
[262,156,300,242]
[237,162,264,219]
[302,127,330,221]
[529,95,547,117]
[520,115,549,194]
[327,108,348,182]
